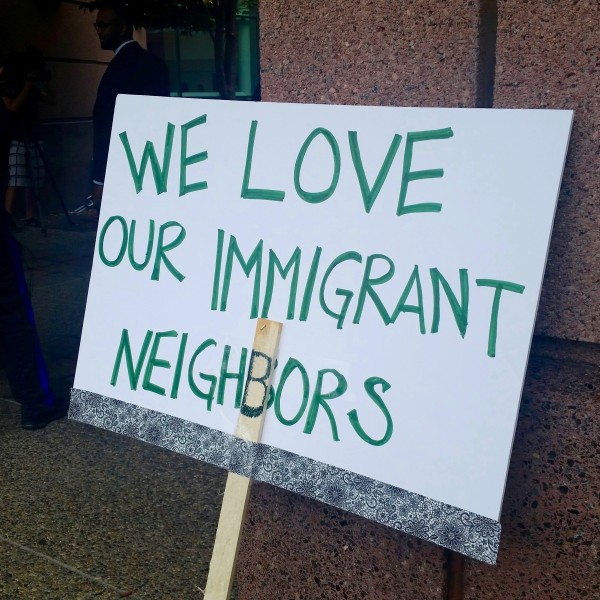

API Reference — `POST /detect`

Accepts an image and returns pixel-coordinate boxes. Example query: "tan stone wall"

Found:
[494,0,599,342]
[257,0,599,345]
[236,1,600,598]
[259,0,481,108]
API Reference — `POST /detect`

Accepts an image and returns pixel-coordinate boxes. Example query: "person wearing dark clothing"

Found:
[0,207,59,429]
[0,69,58,429]
[0,50,54,228]
[91,3,170,208]
[0,89,10,192]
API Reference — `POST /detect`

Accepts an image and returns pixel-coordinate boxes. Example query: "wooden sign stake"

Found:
[204,318,283,599]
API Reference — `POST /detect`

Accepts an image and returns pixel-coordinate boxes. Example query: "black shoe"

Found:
[25,218,42,228]
[21,407,63,430]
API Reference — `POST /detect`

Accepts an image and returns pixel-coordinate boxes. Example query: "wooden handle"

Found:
[204,319,282,599]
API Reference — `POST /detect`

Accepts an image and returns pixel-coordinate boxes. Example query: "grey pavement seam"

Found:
[0,533,144,599]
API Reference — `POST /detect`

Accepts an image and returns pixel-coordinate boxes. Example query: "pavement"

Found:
[0,210,230,600]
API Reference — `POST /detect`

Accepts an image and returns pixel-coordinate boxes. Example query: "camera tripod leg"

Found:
[33,190,47,236]
[31,138,75,228]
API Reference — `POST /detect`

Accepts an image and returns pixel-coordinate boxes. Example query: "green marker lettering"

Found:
[274,358,310,426]
[294,127,341,203]
[110,328,153,389]
[349,131,402,214]
[142,330,178,396]
[98,215,127,267]
[170,332,188,399]
[151,221,186,282]
[217,345,248,408]
[179,114,208,196]
[476,279,525,357]
[127,219,155,271]
[353,253,395,325]
[397,127,453,216]
[188,338,218,410]
[261,248,302,319]
[119,123,175,194]
[299,246,322,321]
[241,120,286,201]
[430,268,469,338]
[389,265,426,333]
[347,377,393,446]
[211,229,225,310]
[303,368,346,441]
[319,251,362,329]
[220,234,263,317]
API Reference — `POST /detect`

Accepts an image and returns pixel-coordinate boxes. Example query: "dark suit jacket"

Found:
[92,41,170,183]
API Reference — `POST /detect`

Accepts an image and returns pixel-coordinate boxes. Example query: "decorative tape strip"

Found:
[69,388,500,563]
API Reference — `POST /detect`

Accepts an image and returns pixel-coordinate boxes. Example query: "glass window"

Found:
[146,8,259,100]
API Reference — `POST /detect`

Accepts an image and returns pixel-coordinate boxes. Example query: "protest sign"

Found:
[70,96,572,563]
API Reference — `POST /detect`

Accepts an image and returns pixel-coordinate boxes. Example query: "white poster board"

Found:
[71,96,572,563]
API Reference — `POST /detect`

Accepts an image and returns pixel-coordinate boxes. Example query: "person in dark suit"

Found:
[91,2,170,208]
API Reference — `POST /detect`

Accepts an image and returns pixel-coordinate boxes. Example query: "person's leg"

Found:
[0,310,52,416]
[24,187,38,223]
[4,185,17,215]
[0,231,57,428]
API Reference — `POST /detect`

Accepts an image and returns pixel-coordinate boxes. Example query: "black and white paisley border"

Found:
[69,388,500,563]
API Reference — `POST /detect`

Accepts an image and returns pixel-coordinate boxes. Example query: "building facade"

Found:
[1,0,598,598]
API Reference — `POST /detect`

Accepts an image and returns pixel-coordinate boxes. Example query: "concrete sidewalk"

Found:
[1,213,228,599]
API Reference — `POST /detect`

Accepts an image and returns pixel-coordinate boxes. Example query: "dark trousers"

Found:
[0,227,54,417]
